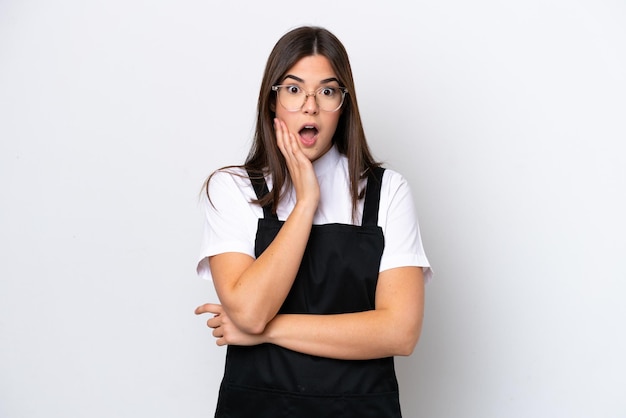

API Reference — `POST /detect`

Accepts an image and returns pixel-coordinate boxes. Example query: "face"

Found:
[274,55,342,162]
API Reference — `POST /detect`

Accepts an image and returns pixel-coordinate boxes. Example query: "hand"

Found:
[195,303,265,346]
[274,118,320,208]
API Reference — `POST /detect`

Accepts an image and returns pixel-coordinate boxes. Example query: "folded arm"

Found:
[208,200,315,335]
[197,266,425,360]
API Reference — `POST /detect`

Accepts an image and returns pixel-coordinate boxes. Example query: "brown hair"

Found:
[207,26,380,218]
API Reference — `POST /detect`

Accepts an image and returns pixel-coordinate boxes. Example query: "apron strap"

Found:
[247,166,385,224]
[362,166,385,226]
[246,169,277,220]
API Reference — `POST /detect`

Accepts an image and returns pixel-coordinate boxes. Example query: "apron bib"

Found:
[216,167,401,417]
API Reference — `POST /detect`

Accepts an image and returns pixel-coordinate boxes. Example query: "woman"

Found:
[195,26,431,417]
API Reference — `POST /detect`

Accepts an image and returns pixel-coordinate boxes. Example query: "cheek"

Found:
[274,107,291,123]
[274,107,284,119]
[324,115,341,136]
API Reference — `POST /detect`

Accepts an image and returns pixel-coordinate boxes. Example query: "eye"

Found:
[319,87,337,97]
[285,85,301,95]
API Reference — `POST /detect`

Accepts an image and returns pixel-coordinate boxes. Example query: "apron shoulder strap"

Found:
[362,166,385,226]
[246,169,277,220]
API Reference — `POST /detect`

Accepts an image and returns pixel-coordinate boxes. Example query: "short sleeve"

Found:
[196,170,261,281]
[378,170,433,282]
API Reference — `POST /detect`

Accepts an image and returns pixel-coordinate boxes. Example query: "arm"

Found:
[207,119,319,335]
[198,266,425,360]
[266,266,425,359]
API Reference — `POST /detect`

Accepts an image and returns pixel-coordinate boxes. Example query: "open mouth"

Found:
[299,125,318,146]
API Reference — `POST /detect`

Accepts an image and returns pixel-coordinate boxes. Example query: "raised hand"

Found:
[274,118,320,210]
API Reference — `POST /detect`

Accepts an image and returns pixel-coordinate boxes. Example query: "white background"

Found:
[1,1,625,417]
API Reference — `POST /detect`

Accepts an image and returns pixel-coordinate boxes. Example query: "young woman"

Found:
[195,26,432,417]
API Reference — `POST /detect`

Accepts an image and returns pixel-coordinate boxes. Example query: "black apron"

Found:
[215,167,401,418]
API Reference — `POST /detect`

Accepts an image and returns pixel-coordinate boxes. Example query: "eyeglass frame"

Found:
[271,84,349,112]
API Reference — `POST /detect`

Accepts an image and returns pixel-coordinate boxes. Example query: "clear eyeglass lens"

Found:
[276,86,345,112]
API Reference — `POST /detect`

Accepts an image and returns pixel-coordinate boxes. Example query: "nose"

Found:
[302,92,319,114]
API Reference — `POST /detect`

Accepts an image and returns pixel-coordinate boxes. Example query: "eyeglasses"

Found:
[272,84,348,112]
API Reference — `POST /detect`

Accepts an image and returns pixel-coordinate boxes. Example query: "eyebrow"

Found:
[283,75,340,85]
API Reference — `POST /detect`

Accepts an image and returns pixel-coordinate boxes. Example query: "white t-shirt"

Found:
[197,145,432,282]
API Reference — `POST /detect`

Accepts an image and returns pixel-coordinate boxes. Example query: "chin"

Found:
[304,149,322,162]
[308,144,332,161]
[304,151,319,162]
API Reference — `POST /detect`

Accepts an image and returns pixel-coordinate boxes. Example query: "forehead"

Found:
[283,55,337,83]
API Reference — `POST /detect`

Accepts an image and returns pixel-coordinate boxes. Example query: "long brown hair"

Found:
[206,26,380,217]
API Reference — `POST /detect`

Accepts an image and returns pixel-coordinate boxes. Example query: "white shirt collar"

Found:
[312,144,341,177]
